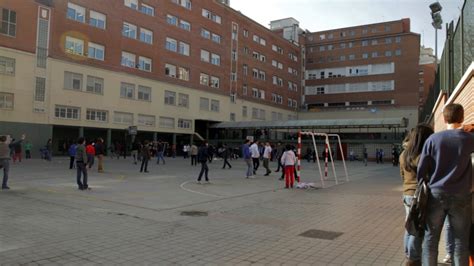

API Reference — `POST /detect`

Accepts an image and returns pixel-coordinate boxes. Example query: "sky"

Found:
[231,0,465,58]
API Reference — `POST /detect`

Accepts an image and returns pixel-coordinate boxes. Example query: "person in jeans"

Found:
[197,141,209,184]
[250,141,260,175]
[140,140,150,173]
[417,103,474,266]
[68,142,77,169]
[399,124,434,265]
[190,144,198,166]
[75,137,89,190]
[0,134,25,190]
[242,139,253,179]
[221,144,232,169]
[263,142,272,176]
[156,140,166,165]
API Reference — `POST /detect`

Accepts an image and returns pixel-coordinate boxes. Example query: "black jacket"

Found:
[197,146,208,162]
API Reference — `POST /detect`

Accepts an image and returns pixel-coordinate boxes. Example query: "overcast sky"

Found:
[231,0,465,58]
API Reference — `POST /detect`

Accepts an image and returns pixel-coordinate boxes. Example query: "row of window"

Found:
[309,100,394,108]
[65,36,104,60]
[67,3,106,29]
[55,105,193,129]
[271,93,283,104]
[121,51,152,72]
[312,24,393,41]
[167,14,191,32]
[165,37,190,56]
[165,63,190,81]
[305,80,395,95]
[201,28,221,44]
[308,49,402,64]
[201,9,221,24]
[314,36,402,53]
[123,22,153,44]
[307,62,394,80]
[124,0,156,15]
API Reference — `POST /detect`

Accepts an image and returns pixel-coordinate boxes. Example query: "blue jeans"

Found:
[403,195,422,260]
[422,192,471,266]
[156,152,165,164]
[245,159,252,177]
[444,217,455,256]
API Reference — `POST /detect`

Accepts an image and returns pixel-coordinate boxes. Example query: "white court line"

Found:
[179,180,223,198]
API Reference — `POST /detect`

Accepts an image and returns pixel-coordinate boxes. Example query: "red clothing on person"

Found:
[86,145,96,155]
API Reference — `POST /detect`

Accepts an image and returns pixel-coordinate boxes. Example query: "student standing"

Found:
[12,140,22,163]
[275,142,283,172]
[86,142,95,169]
[250,141,260,175]
[140,141,150,173]
[75,137,89,190]
[242,139,253,179]
[24,141,32,159]
[280,144,296,189]
[95,138,105,173]
[417,104,474,265]
[68,142,77,169]
[221,144,232,169]
[197,141,210,183]
[0,134,25,190]
[156,140,166,164]
[190,144,198,166]
[45,138,52,161]
[263,142,272,176]
[131,141,140,165]
[399,124,434,265]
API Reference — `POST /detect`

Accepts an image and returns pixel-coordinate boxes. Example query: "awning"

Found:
[211,117,408,129]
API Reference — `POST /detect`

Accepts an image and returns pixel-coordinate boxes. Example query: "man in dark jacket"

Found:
[75,137,89,190]
[197,141,209,183]
[221,144,232,169]
[140,140,151,173]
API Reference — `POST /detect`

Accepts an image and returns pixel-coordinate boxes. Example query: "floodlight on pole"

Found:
[429,1,443,62]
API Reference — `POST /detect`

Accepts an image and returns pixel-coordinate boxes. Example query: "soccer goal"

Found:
[297,131,349,188]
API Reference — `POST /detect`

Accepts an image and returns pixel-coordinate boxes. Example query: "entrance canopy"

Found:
[211,117,408,130]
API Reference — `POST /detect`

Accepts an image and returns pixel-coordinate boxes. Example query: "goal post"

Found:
[297,131,349,188]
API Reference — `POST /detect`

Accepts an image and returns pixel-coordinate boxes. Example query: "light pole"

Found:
[430,1,443,62]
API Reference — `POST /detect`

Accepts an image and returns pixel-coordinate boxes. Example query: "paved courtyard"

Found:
[0,156,448,265]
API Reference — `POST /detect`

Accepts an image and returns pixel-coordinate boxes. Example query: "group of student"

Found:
[400,103,473,265]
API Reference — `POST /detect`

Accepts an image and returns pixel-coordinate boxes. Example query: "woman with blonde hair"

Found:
[400,124,434,266]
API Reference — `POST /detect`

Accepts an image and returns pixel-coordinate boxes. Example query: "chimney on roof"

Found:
[218,0,230,6]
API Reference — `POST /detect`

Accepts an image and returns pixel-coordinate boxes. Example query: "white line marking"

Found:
[179,181,222,198]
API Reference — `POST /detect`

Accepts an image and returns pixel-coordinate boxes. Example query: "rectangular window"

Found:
[35,77,46,102]
[210,100,219,112]
[86,109,107,122]
[138,114,155,127]
[201,28,210,39]
[362,53,368,59]
[140,3,154,16]
[349,54,355,60]
[121,51,135,68]
[395,49,402,56]
[361,40,368,47]
[67,3,85,23]
[124,0,138,10]
[230,113,236,122]
[385,37,392,44]
[181,0,192,9]
[137,85,151,101]
[64,71,83,90]
[167,14,178,26]
[0,56,15,75]
[371,52,378,58]
[385,50,392,57]
[201,50,210,62]
[178,119,192,129]
[199,97,209,111]
[179,42,190,56]
[242,85,247,96]
[211,53,220,66]
[164,90,176,105]
[0,8,16,37]
[165,63,176,77]
[159,117,175,128]
[243,29,249,37]
[138,56,152,72]
[114,111,133,124]
[179,20,191,31]
[200,73,209,86]
[371,39,378,45]
[89,10,106,29]
[88,42,105,61]
[140,28,153,44]
[122,22,137,39]
[120,82,135,99]
[178,67,189,81]
[55,105,80,120]
[86,76,104,94]
[242,106,247,117]
[65,36,84,56]
[178,93,189,108]
[165,37,177,52]
[395,36,401,43]
[0,92,13,109]
[211,33,221,44]
[202,9,221,24]
[210,76,220,88]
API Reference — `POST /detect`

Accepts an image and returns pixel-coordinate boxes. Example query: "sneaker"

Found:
[2,186,10,190]
[249,176,256,179]
[443,254,452,263]
[205,181,211,184]
[196,181,202,184]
